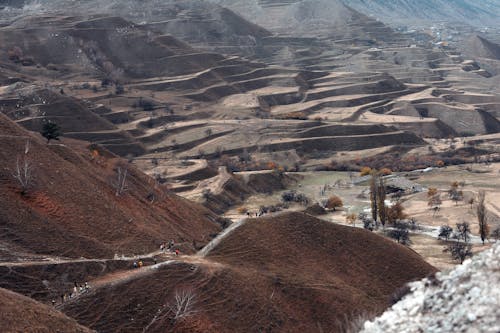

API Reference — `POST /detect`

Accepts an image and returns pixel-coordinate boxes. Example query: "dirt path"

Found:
[46,218,248,309]
[196,218,247,257]
[0,250,164,268]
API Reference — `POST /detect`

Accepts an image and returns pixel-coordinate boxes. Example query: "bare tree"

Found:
[444,241,472,264]
[112,166,128,196]
[387,222,411,245]
[377,177,387,227]
[477,190,489,245]
[455,222,471,244]
[12,140,33,195]
[169,289,197,321]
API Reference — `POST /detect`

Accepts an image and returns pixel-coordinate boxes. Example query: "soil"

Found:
[61,212,436,333]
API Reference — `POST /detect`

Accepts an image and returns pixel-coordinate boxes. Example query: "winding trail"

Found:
[38,218,248,308]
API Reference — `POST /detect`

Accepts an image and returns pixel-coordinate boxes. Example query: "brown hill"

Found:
[0,112,223,259]
[0,287,93,333]
[61,212,435,332]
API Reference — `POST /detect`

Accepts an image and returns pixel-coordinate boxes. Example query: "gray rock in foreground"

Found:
[361,243,500,333]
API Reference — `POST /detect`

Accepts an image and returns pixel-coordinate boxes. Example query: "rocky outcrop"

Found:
[361,243,500,333]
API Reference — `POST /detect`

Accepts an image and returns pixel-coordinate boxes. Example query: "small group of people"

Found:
[132,260,144,268]
[52,282,90,306]
[160,240,180,256]
[159,240,175,252]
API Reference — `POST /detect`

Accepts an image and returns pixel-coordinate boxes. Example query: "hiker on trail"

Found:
[153,258,157,265]
[133,261,138,269]
[168,240,174,250]
[85,282,90,291]
[52,299,56,306]
[175,249,180,256]
[138,260,143,268]
[160,243,165,251]
[73,285,78,296]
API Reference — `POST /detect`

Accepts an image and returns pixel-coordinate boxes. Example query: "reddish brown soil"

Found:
[0,287,93,333]
[61,212,435,333]
[0,113,223,259]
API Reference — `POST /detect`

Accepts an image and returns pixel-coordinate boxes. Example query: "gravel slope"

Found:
[361,243,500,333]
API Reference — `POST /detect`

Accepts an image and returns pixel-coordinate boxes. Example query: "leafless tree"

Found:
[377,177,387,227]
[455,222,471,244]
[112,166,128,196]
[12,140,33,195]
[168,289,197,321]
[477,190,489,245]
[444,241,472,264]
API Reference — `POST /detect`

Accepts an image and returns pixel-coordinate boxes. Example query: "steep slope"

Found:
[61,212,436,332]
[362,243,500,333]
[0,112,223,259]
[0,287,93,333]
[344,0,500,28]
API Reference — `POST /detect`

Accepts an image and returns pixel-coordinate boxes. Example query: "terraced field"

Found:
[0,1,499,203]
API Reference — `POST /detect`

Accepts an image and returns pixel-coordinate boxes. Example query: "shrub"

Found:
[360,166,372,176]
[115,84,124,94]
[387,221,411,245]
[281,191,310,206]
[438,225,453,241]
[379,168,392,176]
[134,98,155,111]
[387,202,407,225]
[325,195,343,211]
[237,206,248,214]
